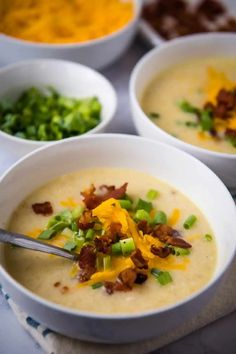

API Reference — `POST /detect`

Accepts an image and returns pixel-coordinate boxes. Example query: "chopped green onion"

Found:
[78,229,84,237]
[85,229,95,241]
[96,255,103,271]
[38,229,56,240]
[185,121,198,127]
[111,242,122,255]
[183,215,197,229]
[205,234,213,242]
[135,209,152,223]
[146,189,159,200]
[63,240,77,251]
[120,238,136,256]
[119,199,132,210]
[75,237,85,249]
[61,227,74,238]
[135,199,153,212]
[71,221,78,232]
[103,255,111,270]
[50,221,69,232]
[171,247,190,256]
[151,268,173,285]
[71,206,84,220]
[178,100,199,114]
[148,112,160,119]
[200,110,213,131]
[152,211,167,225]
[91,282,103,289]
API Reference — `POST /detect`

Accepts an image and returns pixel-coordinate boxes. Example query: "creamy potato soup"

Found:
[5,168,216,314]
[142,57,236,154]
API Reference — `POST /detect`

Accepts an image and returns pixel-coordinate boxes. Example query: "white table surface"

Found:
[0,39,236,354]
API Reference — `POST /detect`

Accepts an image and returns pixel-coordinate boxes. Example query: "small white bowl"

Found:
[0,0,141,69]
[0,134,235,343]
[139,0,236,46]
[0,59,117,159]
[130,33,236,187]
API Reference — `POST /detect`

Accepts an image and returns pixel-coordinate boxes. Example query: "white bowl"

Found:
[0,134,235,343]
[139,0,236,46]
[0,59,117,160]
[0,0,141,69]
[130,33,236,187]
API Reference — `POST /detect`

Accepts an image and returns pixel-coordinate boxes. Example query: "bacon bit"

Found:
[135,272,148,284]
[94,236,112,254]
[108,222,125,240]
[137,220,152,234]
[118,268,137,288]
[78,245,96,282]
[60,286,69,294]
[77,210,94,230]
[32,201,53,216]
[197,0,225,20]
[166,236,192,249]
[81,183,128,209]
[150,245,171,258]
[99,185,115,193]
[130,249,148,269]
[152,224,180,242]
[54,281,61,287]
[104,281,116,295]
[104,268,137,294]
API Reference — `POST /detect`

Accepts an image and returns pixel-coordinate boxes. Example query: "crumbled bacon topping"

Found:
[81,183,128,209]
[104,267,137,294]
[78,245,96,282]
[137,220,152,234]
[32,201,53,216]
[94,235,112,254]
[152,224,180,242]
[131,249,148,269]
[77,210,94,230]
[150,245,171,258]
[166,236,192,249]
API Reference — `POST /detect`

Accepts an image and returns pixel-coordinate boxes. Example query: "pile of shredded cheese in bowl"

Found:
[0,0,134,44]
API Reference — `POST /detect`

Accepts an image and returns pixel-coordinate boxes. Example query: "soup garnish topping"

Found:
[178,68,236,148]
[24,182,216,295]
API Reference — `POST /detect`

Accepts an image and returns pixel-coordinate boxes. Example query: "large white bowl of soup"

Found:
[0,0,141,69]
[130,33,236,187]
[0,134,235,343]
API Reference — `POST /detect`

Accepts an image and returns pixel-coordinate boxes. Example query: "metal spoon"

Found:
[0,228,79,262]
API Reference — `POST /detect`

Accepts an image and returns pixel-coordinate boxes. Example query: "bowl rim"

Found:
[130,32,236,159]
[0,133,236,320]
[0,58,117,146]
[0,0,141,48]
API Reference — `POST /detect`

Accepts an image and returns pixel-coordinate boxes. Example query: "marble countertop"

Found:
[0,38,236,354]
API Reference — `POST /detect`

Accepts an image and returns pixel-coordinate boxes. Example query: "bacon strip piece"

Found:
[77,210,94,230]
[32,201,53,216]
[152,224,180,242]
[131,249,148,269]
[77,245,96,282]
[104,268,137,294]
[150,245,171,258]
[81,183,128,209]
[166,236,192,249]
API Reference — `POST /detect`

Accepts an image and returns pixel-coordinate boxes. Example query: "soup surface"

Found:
[5,168,216,314]
[142,57,236,154]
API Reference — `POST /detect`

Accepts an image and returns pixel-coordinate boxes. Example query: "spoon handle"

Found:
[0,228,78,262]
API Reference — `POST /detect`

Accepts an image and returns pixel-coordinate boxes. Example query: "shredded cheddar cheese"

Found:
[60,197,78,208]
[168,208,180,226]
[0,0,134,44]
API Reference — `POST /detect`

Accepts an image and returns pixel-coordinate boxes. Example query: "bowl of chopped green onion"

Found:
[130,33,236,188]
[0,59,117,159]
